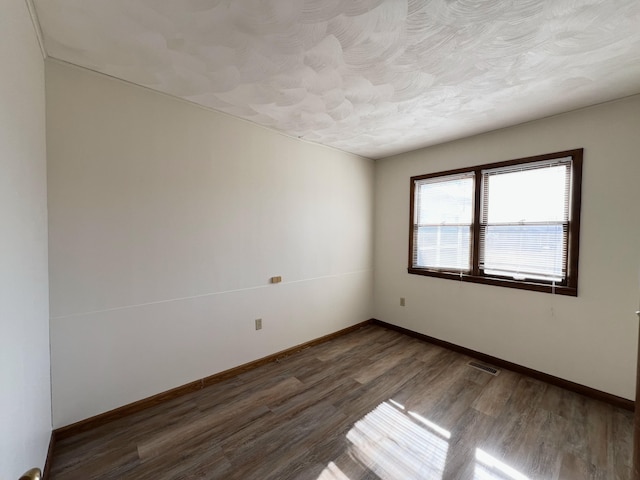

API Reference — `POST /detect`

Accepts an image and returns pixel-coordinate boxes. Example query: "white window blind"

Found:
[413,173,474,272]
[479,158,572,283]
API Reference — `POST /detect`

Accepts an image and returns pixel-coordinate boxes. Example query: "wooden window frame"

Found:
[408,149,583,296]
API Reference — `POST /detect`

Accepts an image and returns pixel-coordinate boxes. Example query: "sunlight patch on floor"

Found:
[317,399,532,480]
[345,400,449,479]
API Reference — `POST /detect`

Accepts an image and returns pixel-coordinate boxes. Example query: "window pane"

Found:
[484,165,568,223]
[417,176,473,225]
[481,224,566,282]
[415,226,471,271]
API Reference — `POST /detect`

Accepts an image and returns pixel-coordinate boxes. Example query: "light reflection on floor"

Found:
[316,461,351,480]
[474,449,530,480]
[317,399,530,480]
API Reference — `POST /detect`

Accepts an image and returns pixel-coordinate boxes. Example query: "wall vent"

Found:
[467,361,500,376]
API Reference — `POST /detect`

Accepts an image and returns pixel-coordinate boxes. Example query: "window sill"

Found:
[407,267,577,296]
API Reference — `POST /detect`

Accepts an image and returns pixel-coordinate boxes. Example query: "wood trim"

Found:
[567,149,583,292]
[371,319,634,412]
[408,175,417,269]
[471,169,482,276]
[53,320,373,440]
[409,148,583,182]
[633,311,640,479]
[407,267,577,296]
[55,380,204,441]
[42,431,55,480]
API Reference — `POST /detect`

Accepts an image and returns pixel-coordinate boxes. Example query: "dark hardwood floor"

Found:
[50,325,632,480]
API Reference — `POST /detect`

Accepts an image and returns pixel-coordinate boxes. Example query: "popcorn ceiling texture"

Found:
[35,0,640,158]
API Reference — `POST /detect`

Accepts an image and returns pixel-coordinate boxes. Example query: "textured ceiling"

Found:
[34,0,640,159]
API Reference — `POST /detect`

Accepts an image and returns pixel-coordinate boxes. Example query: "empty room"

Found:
[3,0,640,479]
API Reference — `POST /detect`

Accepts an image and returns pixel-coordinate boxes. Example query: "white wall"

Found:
[46,60,374,427]
[0,1,51,477]
[374,96,640,400]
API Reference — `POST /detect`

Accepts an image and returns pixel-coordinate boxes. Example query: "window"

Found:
[413,172,474,272]
[409,149,582,296]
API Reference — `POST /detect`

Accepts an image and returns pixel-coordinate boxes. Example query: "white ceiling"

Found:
[34,0,640,159]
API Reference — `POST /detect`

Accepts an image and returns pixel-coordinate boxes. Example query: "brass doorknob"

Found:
[19,468,41,480]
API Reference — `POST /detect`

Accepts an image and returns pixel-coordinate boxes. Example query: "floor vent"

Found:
[467,361,500,376]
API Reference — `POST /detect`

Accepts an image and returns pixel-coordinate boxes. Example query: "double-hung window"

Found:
[409,149,582,296]
[412,173,474,272]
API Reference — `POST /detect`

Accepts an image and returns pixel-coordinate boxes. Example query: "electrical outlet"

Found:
[400,297,406,307]
[255,318,262,330]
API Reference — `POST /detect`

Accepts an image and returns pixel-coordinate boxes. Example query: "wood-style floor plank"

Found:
[49,325,632,480]
[472,369,519,417]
